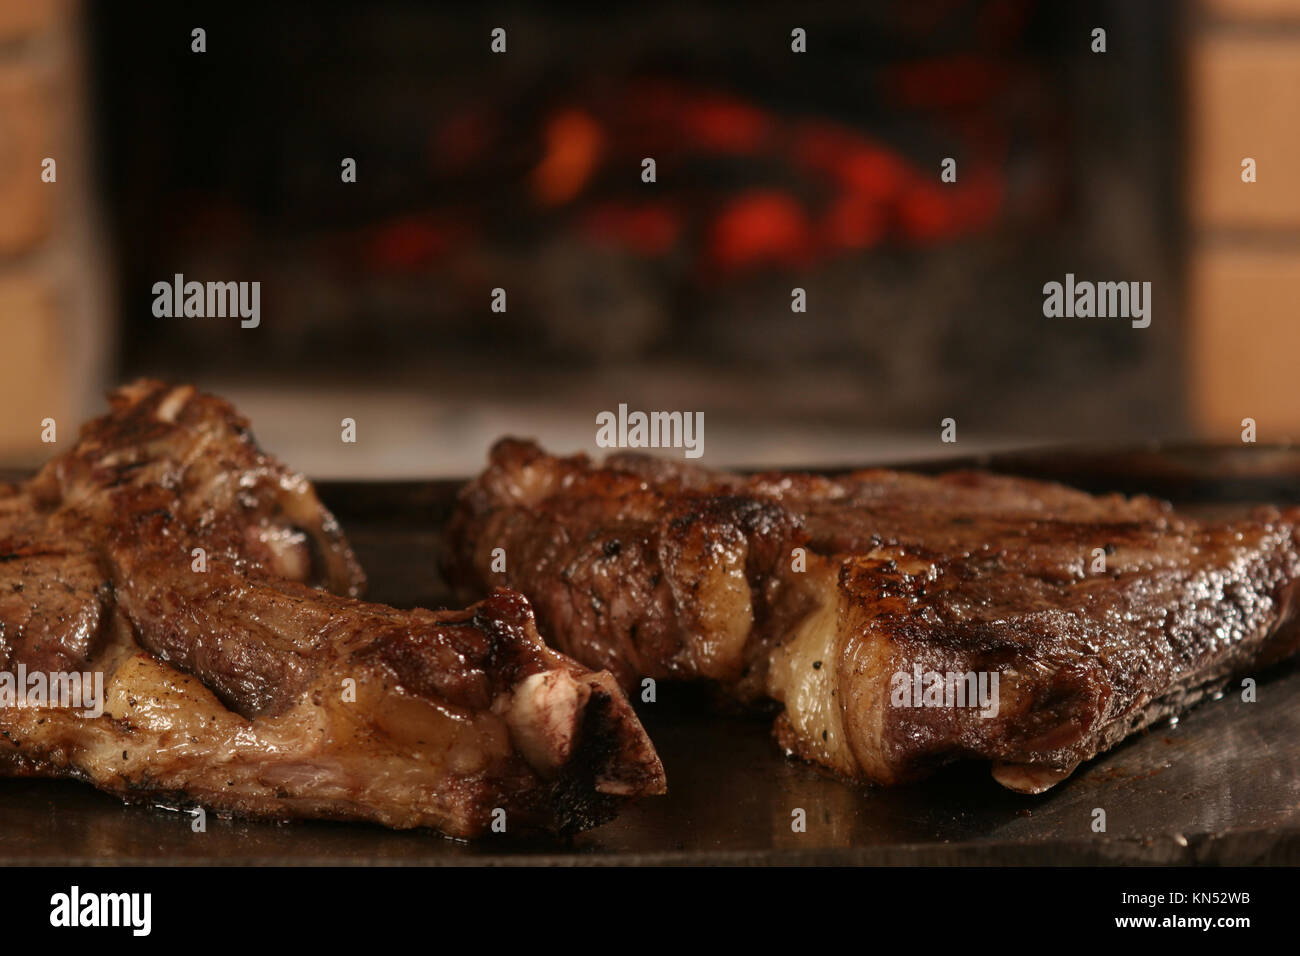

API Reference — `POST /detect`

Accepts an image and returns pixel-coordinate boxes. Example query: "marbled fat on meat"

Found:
[0,384,664,837]
[446,439,1300,791]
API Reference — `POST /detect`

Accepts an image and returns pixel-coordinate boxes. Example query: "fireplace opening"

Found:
[81,0,1184,474]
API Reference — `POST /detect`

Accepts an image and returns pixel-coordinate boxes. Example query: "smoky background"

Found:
[6,1,1282,476]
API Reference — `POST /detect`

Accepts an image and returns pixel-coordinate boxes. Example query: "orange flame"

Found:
[532,109,604,206]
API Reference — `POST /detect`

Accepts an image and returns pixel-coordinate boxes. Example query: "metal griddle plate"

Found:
[3,445,1300,865]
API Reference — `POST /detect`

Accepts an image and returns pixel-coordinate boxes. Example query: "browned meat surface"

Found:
[446,438,1300,792]
[0,385,663,837]
[445,439,803,697]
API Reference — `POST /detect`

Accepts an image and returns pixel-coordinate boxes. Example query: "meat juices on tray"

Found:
[446,439,1300,792]
[0,383,664,838]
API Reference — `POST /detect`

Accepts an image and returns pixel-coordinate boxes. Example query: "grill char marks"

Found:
[446,438,805,695]
[792,513,1300,791]
[0,384,664,837]
[447,438,1300,792]
[40,379,366,600]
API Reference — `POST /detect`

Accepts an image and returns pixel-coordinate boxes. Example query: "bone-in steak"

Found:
[446,439,1300,792]
[0,386,664,837]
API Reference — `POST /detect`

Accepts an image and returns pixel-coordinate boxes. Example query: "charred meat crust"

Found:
[822,515,1300,787]
[447,438,1300,793]
[0,383,664,838]
[445,439,806,694]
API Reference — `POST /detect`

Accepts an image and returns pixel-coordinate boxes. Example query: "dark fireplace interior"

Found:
[85,0,1184,475]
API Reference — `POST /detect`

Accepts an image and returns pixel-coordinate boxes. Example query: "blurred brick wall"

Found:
[1190,0,1300,437]
[0,0,109,464]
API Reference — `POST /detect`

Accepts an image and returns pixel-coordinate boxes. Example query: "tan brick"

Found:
[1190,36,1300,228]
[1189,247,1300,437]
[0,273,68,459]
[0,0,60,43]
[0,64,53,254]
[1202,0,1300,20]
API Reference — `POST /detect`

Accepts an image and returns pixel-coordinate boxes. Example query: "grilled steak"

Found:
[446,439,1300,792]
[0,384,664,837]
